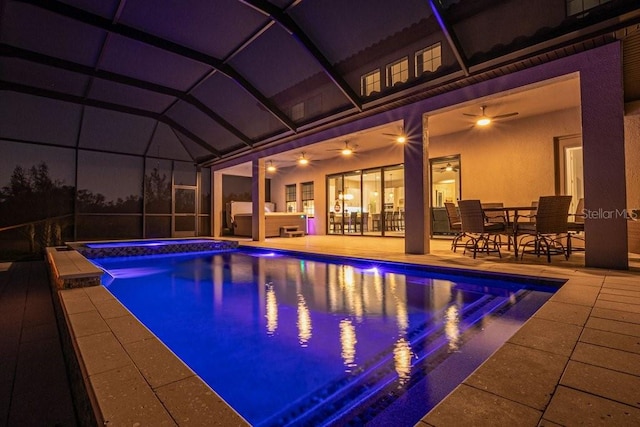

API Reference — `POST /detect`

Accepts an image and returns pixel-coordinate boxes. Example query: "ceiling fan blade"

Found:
[462,113,480,117]
[493,112,519,119]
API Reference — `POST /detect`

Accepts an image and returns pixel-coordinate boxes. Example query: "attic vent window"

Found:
[386,57,409,87]
[415,43,442,75]
[361,69,381,96]
[291,102,305,121]
[566,0,612,17]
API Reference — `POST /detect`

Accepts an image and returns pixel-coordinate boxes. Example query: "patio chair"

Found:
[329,212,342,233]
[458,200,505,258]
[567,198,585,255]
[482,202,512,250]
[444,202,465,252]
[515,195,572,262]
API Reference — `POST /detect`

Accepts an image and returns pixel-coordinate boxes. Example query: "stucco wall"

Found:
[430,107,582,206]
[625,113,640,210]
[267,106,582,234]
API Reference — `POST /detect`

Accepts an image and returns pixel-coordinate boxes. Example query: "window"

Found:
[361,69,381,96]
[567,0,611,17]
[285,184,297,212]
[386,57,409,87]
[301,181,314,216]
[415,43,442,75]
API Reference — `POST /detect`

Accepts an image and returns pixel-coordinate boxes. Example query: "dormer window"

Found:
[386,57,409,87]
[361,69,381,96]
[415,43,442,75]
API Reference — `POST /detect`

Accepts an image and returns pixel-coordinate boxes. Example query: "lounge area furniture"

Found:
[233,212,308,237]
[458,200,505,258]
[515,195,572,262]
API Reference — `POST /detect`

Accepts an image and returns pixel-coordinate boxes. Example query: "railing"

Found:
[0,214,74,257]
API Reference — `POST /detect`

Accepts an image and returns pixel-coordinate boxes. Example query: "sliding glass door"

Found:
[327,165,403,237]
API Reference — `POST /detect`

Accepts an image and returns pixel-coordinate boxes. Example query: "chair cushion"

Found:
[484,222,505,231]
[567,222,584,232]
[516,223,536,232]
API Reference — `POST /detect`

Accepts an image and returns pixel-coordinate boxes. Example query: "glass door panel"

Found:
[383,165,405,236]
[327,175,344,234]
[363,169,382,236]
[174,186,196,237]
[343,171,362,234]
[430,155,461,236]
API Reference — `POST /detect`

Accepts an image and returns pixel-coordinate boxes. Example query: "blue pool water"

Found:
[84,239,215,248]
[94,249,558,426]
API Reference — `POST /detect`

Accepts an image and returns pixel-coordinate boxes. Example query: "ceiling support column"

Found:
[252,158,266,241]
[404,112,430,255]
[581,41,628,269]
[212,170,224,238]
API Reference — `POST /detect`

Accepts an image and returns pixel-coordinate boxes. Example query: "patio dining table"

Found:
[483,205,538,254]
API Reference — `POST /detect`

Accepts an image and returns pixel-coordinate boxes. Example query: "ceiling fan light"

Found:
[396,135,407,143]
[476,117,491,126]
[298,156,309,165]
[266,161,276,172]
[341,147,353,155]
[445,163,453,172]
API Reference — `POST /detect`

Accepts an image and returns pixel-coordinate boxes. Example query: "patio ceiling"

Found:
[1,0,639,165]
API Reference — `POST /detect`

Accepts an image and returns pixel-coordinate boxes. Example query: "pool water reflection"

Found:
[94,249,557,426]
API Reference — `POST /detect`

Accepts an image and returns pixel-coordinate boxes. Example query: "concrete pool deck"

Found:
[3,236,640,425]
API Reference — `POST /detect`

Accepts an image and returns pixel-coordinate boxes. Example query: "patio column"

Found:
[252,158,266,241]
[581,41,628,269]
[212,170,223,237]
[404,113,430,254]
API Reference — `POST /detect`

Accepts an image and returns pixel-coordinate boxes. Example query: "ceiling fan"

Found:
[382,127,407,143]
[463,105,518,126]
[437,163,459,173]
[327,141,358,155]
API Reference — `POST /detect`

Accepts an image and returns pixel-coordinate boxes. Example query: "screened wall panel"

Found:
[174,161,197,186]
[76,215,142,240]
[191,73,288,140]
[99,34,210,91]
[87,78,177,113]
[144,158,172,214]
[0,141,76,255]
[0,92,83,146]
[200,167,211,214]
[146,123,193,161]
[145,216,171,239]
[0,58,90,97]
[118,0,268,58]
[79,108,156,155]
[2,2,107,66]
[77,151,143,213]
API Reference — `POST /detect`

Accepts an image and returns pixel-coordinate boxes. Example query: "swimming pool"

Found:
[94,248,558,426]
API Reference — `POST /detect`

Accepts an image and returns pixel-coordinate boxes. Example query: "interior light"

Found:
[266,161,276,172]
[396,135,407,143]
[445,164,453,172]
[476,117,491,126]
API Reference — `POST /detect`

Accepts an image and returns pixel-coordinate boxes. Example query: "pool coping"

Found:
[53,243,640,426]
